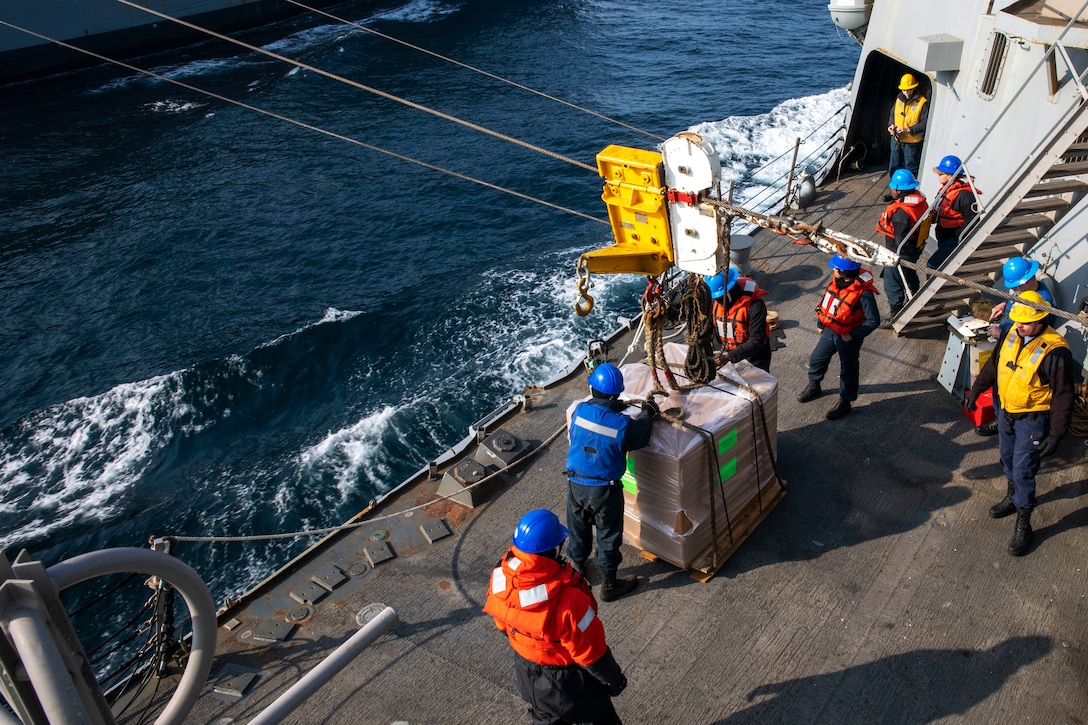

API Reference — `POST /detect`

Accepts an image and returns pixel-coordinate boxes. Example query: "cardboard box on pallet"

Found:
[616,343,779,569]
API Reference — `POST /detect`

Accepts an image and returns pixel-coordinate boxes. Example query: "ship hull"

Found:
[0,0,355,83]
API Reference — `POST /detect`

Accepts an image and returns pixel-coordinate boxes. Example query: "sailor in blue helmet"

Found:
[975,256,1057,436]
[875,168,929,325]
[484,509,628,724]
[708,268,773,372]
[986,256,1056,340]
[928,154,979,269]
[797,254,881,420]
[565,363,657,601]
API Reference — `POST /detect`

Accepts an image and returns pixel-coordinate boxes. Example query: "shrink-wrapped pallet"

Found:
[616,343,779,569]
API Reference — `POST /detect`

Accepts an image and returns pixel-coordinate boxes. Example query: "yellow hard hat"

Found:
[1008,290,1049,323]
[899,73,920,90]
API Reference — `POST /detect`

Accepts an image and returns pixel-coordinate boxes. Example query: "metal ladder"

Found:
[892,107,1088,334]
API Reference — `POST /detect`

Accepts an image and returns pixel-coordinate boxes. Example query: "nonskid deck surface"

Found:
[160,171,1086,724]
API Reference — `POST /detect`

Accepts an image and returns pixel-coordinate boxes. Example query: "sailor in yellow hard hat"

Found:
[887,72,929,177]
[965,290,1075,556]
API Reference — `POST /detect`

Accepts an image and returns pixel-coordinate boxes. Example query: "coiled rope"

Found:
[1071,384,1088,438]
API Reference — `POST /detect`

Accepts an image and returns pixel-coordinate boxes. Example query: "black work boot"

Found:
[989,481,1016,519]
[600,571,638,602]
[797,381,822,403]
[825,398,851,420]
[571,559,591,583]
[1007,508,1034,556]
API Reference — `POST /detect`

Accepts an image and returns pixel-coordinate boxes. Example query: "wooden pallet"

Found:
[639,480,786,583]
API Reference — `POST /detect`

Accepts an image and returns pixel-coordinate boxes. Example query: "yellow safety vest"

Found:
[996,329,1069,413]
[893,96,927,143]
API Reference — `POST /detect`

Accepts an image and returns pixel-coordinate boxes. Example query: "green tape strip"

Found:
[718,429,738,455]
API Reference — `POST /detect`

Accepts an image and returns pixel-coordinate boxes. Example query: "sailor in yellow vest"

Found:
[887,73,928,177]
[965,291,1075,556]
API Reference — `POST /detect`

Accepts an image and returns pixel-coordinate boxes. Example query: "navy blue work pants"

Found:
[997,408,1048,510]
[882,242,921,309]
[888,138,922,177]
[567,480,624,573]
[807,327,864,402]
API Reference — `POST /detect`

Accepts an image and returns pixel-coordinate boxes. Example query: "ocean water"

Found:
[0,0,858,606]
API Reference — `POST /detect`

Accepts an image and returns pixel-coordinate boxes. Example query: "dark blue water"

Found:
[0,0,858,602]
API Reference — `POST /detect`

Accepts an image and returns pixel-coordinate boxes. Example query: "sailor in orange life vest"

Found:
[928,154,979,269]
[965,291,1075,556]
[797,254,881,420]
[483,509,628,725]
[876,168,929,322]
[707,268,772,372]
[887,73,928,176]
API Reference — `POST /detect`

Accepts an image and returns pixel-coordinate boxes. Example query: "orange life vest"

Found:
[483,547,607,667]
[934,179,979,229]
[712,277,770,350]
[815,271,879,336]
[876,193,930,248]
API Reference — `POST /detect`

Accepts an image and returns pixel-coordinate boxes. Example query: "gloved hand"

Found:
[1036,435,1061,458]
[609,672,628,697]
[643,398,660,418]
[964,390,979,412]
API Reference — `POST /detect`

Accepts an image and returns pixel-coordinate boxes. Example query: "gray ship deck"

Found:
[168,170,1088,724]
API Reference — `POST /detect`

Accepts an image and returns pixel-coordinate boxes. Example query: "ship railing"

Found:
[713,102,850,226]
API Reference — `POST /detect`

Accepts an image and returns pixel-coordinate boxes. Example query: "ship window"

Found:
[978,32,1009,99]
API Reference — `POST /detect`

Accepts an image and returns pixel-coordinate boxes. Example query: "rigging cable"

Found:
[283,0,666,142]
[110,0,599,173]
[0,20,608,226]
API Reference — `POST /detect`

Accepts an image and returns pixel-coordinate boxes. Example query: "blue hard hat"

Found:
[512,509,569,554]
[725,267,739,292]
[1003,257,1040,288]
[889,169,919,191]
[828,253,861,271]
[587,362,624,395]
[707,271,726,299]
[934,155,962,176]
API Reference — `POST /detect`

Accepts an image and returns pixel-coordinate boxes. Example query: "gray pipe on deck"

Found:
[247,606,399,725]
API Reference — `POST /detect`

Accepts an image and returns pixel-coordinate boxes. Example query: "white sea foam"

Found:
[297,405,399,502]
[690,86,851,212]
[0,372,199,549]
[370,0,460,24]
[257,307,363,349]
[144,100,206,113]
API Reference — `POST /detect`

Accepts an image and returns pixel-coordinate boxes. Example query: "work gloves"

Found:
[964,390,979,412]
[585,647,627,697]
[642,398,660,418]
[1036,435,1061,458]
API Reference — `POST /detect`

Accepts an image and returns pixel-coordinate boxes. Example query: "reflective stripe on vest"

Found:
[814,271,878,336]
[519,584,549,608]
[566,401,630,485]
[573,416,621,439]
[577,606,596,632]
[491,568,507,594]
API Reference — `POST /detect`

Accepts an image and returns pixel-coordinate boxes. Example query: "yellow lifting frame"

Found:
[583,145,675,276]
